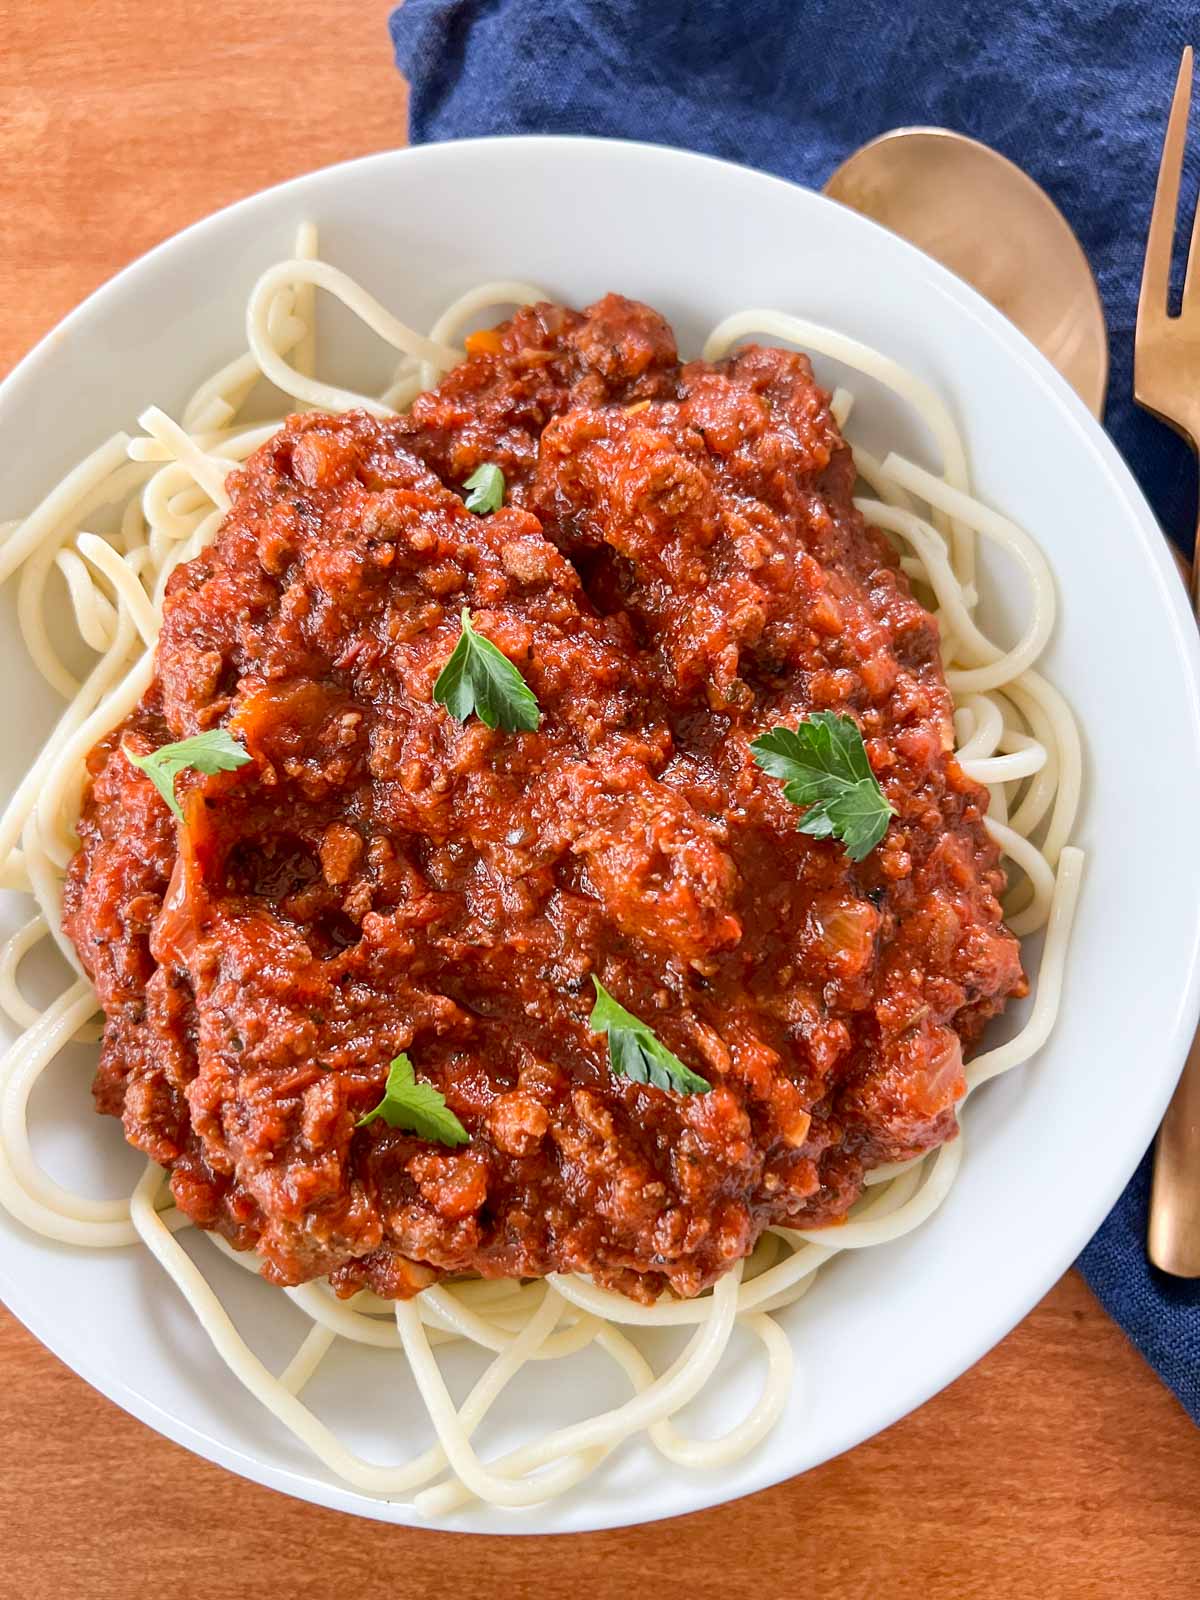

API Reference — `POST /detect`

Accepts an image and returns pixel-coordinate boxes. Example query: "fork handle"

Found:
[1148,511,1200,1275]
[1149,1016,1200,1274]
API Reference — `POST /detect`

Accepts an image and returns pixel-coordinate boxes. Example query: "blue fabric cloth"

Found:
[389,0,1200,1420]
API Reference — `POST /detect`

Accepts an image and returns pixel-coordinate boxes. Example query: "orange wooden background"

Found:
[0,5,1196,1596]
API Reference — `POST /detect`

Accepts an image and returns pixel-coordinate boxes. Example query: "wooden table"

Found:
[0,5,1196,1595]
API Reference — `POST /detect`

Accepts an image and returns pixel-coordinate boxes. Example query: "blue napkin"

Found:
[390,0,1200,1422]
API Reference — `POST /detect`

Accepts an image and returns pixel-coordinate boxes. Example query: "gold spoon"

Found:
[824,127,1109,416]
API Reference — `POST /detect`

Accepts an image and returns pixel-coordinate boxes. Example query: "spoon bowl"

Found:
[824,127,1109,418]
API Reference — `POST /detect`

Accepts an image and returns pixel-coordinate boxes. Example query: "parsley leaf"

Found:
[589,978,711,1096]
[750,711,894,862]
[432,609,541,733]
[462,462,505,515]
[357,1053,469,1146]
[123,727,251,822]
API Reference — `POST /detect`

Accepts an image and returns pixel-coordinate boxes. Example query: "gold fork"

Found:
[1135,45,1200,1276]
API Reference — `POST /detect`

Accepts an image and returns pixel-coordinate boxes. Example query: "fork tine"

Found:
[1183,48,1200,312]
[1139,45,1193,331]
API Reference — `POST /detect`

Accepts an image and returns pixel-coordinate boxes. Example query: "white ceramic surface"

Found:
[1,136,1198,1535]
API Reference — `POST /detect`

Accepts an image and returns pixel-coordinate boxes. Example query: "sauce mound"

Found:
[64,296,1024,1302]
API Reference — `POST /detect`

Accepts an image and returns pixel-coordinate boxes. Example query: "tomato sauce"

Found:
[63,296,1024,1301]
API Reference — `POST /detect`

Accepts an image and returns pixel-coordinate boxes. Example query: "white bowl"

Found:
[2,136,1199,1535]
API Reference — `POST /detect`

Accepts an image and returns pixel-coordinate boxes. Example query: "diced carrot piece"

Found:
[465,327,504,357]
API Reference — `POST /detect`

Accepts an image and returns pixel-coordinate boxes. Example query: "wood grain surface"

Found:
[0,5,1196,1596]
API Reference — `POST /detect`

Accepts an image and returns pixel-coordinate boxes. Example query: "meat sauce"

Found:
[63,296,1025,1302]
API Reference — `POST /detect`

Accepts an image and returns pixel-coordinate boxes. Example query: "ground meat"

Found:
[62,294,1025,1303]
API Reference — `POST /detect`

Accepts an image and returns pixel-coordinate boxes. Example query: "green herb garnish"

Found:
[432,608,541,733]
[357,1053,469,1146]
[123,728,251,822]
[462,462,505,515]
[589,978,711,1096]
[750,711,893,862]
